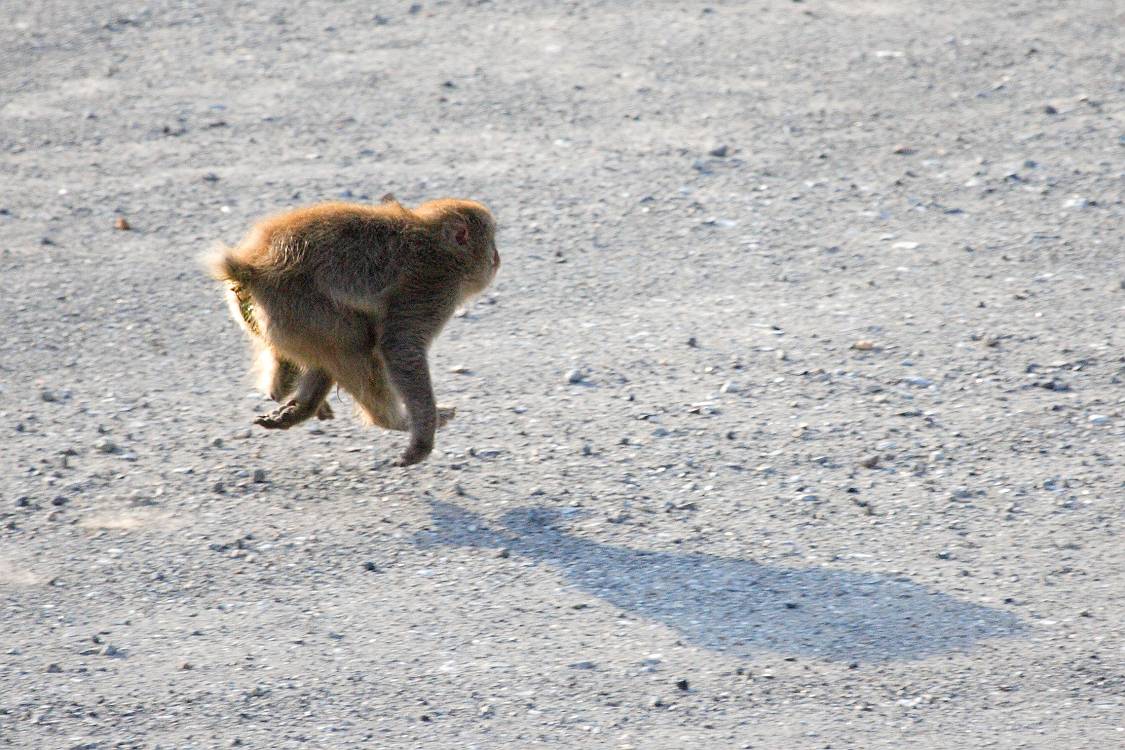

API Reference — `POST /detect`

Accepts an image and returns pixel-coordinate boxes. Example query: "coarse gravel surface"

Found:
[1,1,1123,748]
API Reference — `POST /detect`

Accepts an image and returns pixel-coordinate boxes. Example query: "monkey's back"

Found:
[233,202,419,281]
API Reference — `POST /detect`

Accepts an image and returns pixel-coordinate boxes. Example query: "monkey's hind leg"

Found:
[255,368,334,430]
[336,353,410,432]
[257,349,334,420]
[342,355,455,433]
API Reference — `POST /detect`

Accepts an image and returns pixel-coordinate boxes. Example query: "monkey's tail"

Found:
[203,243,257,287]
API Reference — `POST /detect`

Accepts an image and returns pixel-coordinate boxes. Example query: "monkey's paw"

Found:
[393,442,433,467]
[437,405,457,429]
[254,401,304,430]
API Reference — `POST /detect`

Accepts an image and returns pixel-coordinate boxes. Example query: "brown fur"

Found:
[205,198,499,466]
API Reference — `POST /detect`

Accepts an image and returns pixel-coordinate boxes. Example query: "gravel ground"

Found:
[1,1,1123,748]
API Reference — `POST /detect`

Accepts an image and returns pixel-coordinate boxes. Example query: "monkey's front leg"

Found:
[382,339,437,466]
[255,368,333,429]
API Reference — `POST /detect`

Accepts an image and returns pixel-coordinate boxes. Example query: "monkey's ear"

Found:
[445,215,470,247]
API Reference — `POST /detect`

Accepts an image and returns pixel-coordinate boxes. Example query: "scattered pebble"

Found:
[1088,414,1109,425]
[94,439,120,454]
[708,145,729,157]
[892,241,921,250]
[852,340,876,351]
[565,368,585,384]
[252,468,267,483]
[114,217,131,231]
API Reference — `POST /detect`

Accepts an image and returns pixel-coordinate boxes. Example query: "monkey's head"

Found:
[423,199,499,297]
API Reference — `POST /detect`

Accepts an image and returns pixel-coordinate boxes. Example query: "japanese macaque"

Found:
[205,195,500,466]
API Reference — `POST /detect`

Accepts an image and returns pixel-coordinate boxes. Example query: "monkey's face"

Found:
[465,234,499,297]
[462,209,499,292]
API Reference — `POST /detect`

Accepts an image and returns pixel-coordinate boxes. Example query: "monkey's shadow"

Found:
[414,502,1024,663]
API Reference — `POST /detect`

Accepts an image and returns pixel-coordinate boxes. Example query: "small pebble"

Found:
[708,145,729,157]
[252,469,267,483]
[94,439,119,454]
[1088,414,1108,425]
[852,340,876,351]
[565,368,584,384]
[114,217,131,231]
